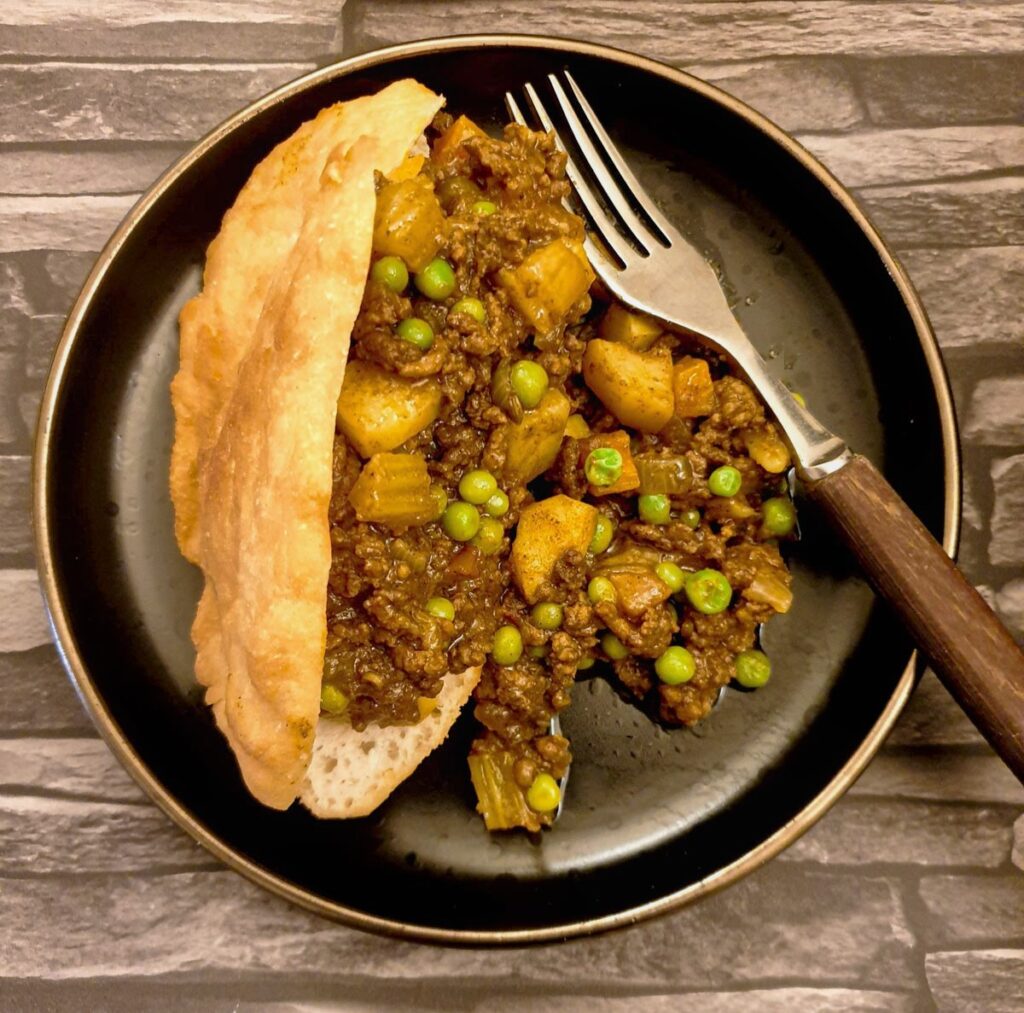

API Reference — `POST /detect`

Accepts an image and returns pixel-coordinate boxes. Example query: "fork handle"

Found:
[806,454,1024,781]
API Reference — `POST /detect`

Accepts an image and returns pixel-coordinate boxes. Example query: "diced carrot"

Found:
[672,356,716,417]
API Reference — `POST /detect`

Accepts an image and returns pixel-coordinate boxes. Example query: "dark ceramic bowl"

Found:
[35,36,958,943]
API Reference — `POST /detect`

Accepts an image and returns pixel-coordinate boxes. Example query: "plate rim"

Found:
[33,33,961,945]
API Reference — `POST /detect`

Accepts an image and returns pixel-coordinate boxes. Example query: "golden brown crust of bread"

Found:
[171,80,445,562]
[174,81,445,810]
[193,138,379,808]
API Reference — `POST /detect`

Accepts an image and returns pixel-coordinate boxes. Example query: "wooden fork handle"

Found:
[807,454,1024,781]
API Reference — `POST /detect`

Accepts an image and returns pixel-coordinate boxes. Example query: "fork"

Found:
[513,72,1024,782]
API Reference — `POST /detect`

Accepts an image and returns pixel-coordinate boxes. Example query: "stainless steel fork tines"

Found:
[506,72,851,481]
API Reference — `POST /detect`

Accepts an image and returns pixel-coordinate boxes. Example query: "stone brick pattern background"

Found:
[1,1,1022,1009]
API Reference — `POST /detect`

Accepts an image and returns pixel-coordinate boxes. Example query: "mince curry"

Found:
[322,112,796,832]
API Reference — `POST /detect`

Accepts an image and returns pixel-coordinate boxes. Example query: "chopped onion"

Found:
[634,454,693,495]
[592,544,662,575]
[744,570,793,613]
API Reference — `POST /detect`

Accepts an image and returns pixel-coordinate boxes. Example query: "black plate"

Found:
[35,36,958,943]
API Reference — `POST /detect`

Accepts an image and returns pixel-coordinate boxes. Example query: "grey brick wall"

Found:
[1,1,1022,1009]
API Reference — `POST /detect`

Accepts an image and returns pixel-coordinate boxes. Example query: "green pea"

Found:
[459,469,498,505]
[492,624,523,665]
[639,493,670,525]
[484,489,509,518]
[585,447,623,487]
[587,576,616,605]
[526,772,560,812]
[510,360,549,410]
[472,516,504,555]
[684,568,733,615]
[396,317,434,351]
[576,654,595,671]
[438,176,481,210]
[601,632,629,660]
[442,501,480,542]
[708,465,742,497]
[655,561,686,593]
[438,175,481,208]
[735,649,772,688]
[590,514,614,554]
[531,602,563,630]
[451,296,486,323]
[681,508,701,529]
[425,596,455,621]
[528,644,549,660]
[471,199,497,216]
[762,496,796,537]
[320,684,349,714]
[655,645,696,686]
[413,257,456,301]
[371,255,409,292]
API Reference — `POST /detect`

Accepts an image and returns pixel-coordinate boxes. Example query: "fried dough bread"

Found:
[173,81,479,813]
[172,80,445,562]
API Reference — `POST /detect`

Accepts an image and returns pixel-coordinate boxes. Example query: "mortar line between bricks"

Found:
[0,188,152,198]
[0,730,104,741]
[785,859,1024,876]
[853,168,1024,190]
[0,559,38,573]
[0,55,323,67]
[890,240,1024,251]
[0,56,328,72]
[0,969,934,998]
[0,140,190,152]
[339,0,363,59]
[890,876,935,1010]
[854,173,1024,197]
[0,977,927,1007]
[0,189,147,198]
[926,937,1024,953]
[878,742,1013,758]
[0,785,155,807]
[0,864,227,881]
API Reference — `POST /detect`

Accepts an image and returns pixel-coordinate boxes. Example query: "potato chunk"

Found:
[499,238,595,333]
[504,389,571,483]
[582,339,674,433]
[387,154,425,182]
[564,413,591,439]
[672,356,716,418]
[337,360,441,458]
[599,303,662,351]
[348,453,435,530]
[373,176,446,271]
[511,495,598,604]
[432,114,487,163]
[607,570,673,620]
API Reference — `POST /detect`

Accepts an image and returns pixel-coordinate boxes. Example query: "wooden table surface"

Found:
[2,2,1023,1010]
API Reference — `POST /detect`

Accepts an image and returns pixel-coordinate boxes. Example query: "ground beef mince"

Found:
[322,111,796,832]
